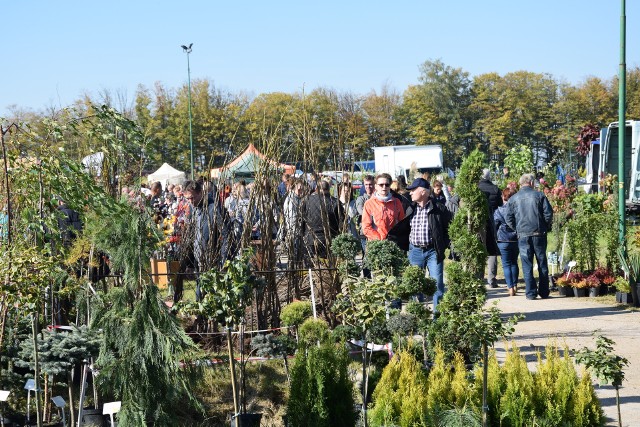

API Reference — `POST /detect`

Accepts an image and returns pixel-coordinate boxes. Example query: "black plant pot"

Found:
[616,291,634,304]
[558,285,574,297]
[230,413,262,427]
[573,287,588,297]
[81,408,106,427]
[588,287,600,297]
[633,284,640,308]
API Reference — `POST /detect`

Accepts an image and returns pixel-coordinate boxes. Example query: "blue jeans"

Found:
[498,241,519,289]
[408,244,444,311]
[518,235,549,299]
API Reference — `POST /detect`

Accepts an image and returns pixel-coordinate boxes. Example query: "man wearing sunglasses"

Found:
[361,173,405,242]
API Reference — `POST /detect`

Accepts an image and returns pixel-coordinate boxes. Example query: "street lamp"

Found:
[181,43,194,179]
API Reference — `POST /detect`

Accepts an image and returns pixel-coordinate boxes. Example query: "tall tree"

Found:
[471,71,558,165]
[399,59,472,167]
[362,84,402,153]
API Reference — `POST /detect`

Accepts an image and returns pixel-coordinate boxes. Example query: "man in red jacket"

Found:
[362,173,405,241]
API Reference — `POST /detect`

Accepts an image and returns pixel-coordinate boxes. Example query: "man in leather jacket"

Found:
[505,173,553,300]
[388,178,450,311]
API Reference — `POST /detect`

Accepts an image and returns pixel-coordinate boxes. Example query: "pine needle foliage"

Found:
[500,344,535,427]
[369,350,429,427]
[84,202,161,291]
[16,325,100,377]
[287,340,355,427]
[92,285,204,425]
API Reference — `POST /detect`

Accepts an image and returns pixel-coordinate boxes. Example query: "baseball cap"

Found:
[406,178,431,190]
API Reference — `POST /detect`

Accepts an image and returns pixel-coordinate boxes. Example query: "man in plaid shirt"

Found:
[406,178,450,311]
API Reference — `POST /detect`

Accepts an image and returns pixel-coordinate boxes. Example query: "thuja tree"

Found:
[429,149,519,426]
[287,318,355,427]
[448,148,489,274]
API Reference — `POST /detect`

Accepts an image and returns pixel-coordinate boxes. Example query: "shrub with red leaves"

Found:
[576,124,600,156]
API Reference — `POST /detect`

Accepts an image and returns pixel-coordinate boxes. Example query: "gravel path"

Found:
[486,286,640,427]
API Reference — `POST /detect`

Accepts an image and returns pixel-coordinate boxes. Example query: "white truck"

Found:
[373,144,444,179]
[584,120,640,209]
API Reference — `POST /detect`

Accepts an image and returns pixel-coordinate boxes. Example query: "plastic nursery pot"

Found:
[573,287,588,298]
[229,413,262,427]
[616,291,634,304]
[588,287,600,297]
[633,284,640,308]
[558,285,574,297]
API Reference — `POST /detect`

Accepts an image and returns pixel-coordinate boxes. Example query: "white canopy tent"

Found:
[147,163,187,189]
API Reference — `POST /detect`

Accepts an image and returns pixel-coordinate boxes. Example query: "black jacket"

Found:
[302,192,344,257]
[478,179,503,211]
[387,200,450,263]
[478,179,502,256]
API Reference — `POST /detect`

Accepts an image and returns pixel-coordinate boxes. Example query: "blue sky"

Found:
[2,1,638,117]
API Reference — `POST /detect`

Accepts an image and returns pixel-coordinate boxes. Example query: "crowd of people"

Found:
[136,167,553,308]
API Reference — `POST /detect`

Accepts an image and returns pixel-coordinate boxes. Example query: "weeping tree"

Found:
[0,107,206,425]
[79,116,205,423]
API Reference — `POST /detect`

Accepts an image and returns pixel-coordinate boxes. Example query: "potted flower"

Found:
[593,266,615,295]
[569,273,588,297]
[585,273,601,297]
[554,274,574,297]
[613,277,633,304]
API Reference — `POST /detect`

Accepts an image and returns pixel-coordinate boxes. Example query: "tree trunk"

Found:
[68,370,76,427]
[32,313,43,427]
[227,327,239,416]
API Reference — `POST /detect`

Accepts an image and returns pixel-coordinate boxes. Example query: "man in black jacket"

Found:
[388,178,450,311]
[302,180,344,261]
[478,169,502,288]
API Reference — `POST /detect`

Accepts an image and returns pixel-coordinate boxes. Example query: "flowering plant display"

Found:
[592,266,615,285]
[543,176,578,215]
[584,273,601,289]
[154,215,179,259]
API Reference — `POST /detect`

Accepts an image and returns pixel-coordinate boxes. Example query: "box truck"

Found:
[584,120,640,209]
[373,145,443,179]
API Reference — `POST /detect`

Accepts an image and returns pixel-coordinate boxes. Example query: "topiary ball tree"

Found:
[363,239,407,276]
[398,265,437,300]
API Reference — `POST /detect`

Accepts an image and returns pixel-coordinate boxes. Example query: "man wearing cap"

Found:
[361,173,405,241]
[397,177,450,310]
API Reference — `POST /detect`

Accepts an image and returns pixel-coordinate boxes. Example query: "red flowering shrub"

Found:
[544,176,578,215]
[585,273,601,288]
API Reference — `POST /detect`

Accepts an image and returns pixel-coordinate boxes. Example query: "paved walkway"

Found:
[486,286,640,427]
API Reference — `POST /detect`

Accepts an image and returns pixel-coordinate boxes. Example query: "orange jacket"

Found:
[362,196,405,241]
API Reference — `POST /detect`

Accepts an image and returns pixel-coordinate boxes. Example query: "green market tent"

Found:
[210,143,295,181]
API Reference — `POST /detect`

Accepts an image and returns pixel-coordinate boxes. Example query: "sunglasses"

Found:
[377,183,390,187]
